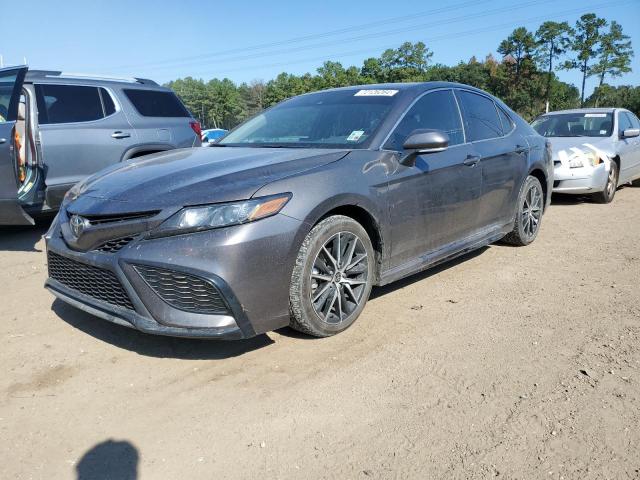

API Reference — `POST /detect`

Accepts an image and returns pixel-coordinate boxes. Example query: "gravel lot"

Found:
[1,187,639,480]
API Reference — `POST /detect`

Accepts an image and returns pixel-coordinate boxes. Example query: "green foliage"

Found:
[166,14,633,129]
[562,13,608,105]
[586,84,640,115]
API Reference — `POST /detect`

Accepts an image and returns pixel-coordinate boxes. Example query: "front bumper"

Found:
[552,161,609,194]
[44,211,305,339]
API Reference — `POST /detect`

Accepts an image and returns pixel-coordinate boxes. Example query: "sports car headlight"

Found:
[152,193,291,237]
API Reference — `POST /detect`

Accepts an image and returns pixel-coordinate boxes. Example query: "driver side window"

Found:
[384,90,464,151]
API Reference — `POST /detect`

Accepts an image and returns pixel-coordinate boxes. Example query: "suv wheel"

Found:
[289,215,374,337]
[503,175,544,246]
[593,161,619,204]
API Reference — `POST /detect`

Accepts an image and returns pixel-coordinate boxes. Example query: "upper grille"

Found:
[95,236,136,253]
[134,264,229,315]
[67,210,159,226]
[47,252,134,310]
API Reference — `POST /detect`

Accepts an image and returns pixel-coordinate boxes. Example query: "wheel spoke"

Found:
[325,288,338,322]
[344,234,358,270]
[322,246,338,271]
[312,273,333,282]
[313,282,332,303]
[346,253,367,272]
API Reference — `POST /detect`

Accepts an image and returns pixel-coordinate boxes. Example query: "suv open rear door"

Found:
[0,66,33,225]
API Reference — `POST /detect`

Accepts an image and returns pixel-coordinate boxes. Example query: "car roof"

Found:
[541,107,617,116]
[24,70,162,88]
[301,81,492,96]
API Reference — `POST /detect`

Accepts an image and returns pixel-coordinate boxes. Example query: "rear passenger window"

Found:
[123,89,189,117]
[497,107,514,135]
[385,90,464,151]
[35,84,105,124]
[456,90,503,142]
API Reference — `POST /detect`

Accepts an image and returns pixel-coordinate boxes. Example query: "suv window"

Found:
[456,90,502,142]
[35,84,113,124]
[123,89,189,117]
[385,89,464,151]
[618,112,633,135]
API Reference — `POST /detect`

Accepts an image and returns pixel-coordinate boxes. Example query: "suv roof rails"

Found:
[26,70,158,85]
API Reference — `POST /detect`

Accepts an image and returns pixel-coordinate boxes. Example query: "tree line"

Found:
[166,13,635,130]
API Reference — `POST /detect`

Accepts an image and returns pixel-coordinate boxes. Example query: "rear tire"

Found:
[592,161,618,204]
[289,215,374,337]
[503,175,544,246]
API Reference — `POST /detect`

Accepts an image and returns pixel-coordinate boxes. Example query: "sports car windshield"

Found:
[532,112,613,138]
[219,89,399,148]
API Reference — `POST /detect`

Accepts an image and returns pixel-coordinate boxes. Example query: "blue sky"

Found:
[3,0,639,96]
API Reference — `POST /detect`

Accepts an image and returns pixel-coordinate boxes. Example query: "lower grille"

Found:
[134,264,229,315]
[47,252,134,310]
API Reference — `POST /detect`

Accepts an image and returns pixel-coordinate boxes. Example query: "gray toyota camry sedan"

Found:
[45,82,552,339]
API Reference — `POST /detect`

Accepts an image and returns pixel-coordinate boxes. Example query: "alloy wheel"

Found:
[309,231,369,324]
[521,183,543,240]
[606,165,617,197]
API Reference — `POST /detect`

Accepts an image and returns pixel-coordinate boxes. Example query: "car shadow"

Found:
[51,299,274,360]
[0,218,52,252]
[76,439,139,480]
[550,192,595,205]
[276,247,489,340]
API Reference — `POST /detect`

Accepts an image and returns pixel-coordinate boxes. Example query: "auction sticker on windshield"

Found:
[354,89,399,96]
[346,130,365,142]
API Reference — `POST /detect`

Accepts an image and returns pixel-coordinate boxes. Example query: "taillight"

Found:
[189,121,202,137]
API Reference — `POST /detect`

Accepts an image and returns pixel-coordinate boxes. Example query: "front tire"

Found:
[289,215,374,337]
[592,161,618,204]
[503,175,544,246]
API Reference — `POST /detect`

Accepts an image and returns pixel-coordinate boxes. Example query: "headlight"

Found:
[152,193,291,237]
[568,151,602,169]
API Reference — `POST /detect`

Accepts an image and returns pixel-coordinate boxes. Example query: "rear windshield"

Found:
[532,112,613,138]
[123,89,190,117]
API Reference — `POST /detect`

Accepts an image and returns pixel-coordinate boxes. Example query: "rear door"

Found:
[35,83,138,208]
[0,66,34,225]
[456,90,527,229]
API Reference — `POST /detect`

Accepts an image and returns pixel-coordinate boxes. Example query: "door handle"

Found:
[0,138,6,145]
[111,131,131,139]
[463,154,481,166]
[515,144,528,154]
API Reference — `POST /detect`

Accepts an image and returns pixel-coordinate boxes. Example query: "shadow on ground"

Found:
[0,218,52,252]
[76,439,139,480]
[52,300,274,360]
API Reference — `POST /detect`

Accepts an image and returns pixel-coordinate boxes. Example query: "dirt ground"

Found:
[1,187,639,480]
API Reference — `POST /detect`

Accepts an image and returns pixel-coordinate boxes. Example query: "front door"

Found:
[35,83,137,208]
[0,66,33,225]
[385,89,481,268]
[617,111,640,183]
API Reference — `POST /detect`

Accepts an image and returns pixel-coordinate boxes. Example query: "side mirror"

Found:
[622,128,640,139]
[400,129,449,166]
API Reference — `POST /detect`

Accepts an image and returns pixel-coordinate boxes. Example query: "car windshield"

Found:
[532,112,613,138]
[219,89,399,148]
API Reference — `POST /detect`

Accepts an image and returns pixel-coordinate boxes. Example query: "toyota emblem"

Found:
[70,215,89,238]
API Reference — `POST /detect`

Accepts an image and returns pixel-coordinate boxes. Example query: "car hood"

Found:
[67,147,349,215]
[547,137,614,159]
